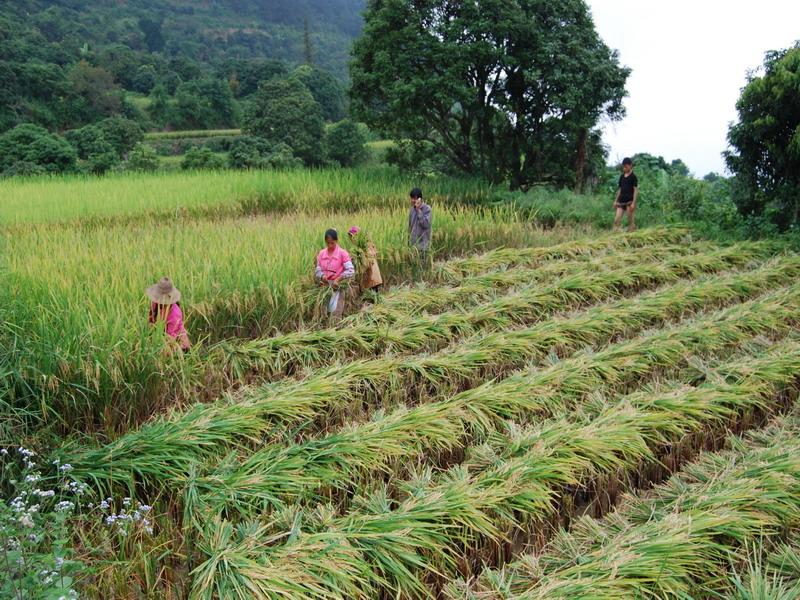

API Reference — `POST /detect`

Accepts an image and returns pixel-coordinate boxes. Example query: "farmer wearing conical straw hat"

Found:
[348,226,383,295]
[146,277,191,352]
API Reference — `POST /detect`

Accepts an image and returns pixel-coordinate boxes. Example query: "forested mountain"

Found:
[0,0,365,132]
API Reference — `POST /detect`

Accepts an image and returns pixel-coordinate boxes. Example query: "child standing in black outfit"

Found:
[613,157,639,231]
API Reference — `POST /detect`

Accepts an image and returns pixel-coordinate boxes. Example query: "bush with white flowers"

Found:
[1,447,154,599]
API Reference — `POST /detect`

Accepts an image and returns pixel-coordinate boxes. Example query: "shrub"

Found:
[324,119,367,167]
[3,161,47,177]
[97,117,144,157]
[121,143,159,172]
[242,78,325,166]
[181,147,226,171]
[0,124,77,174]
[228,137,301,170]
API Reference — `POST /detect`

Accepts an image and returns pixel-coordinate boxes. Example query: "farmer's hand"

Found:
[332,280,340,290]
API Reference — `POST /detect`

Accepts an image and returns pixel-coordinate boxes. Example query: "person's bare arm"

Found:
[632,186,639,208]
[614,187,621,208]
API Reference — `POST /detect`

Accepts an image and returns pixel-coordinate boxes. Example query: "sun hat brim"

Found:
[146,284,181,304]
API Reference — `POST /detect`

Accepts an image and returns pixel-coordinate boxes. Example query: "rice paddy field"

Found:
[3,167,800,599]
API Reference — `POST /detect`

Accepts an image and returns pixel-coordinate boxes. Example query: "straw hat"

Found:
[146,277,182,304]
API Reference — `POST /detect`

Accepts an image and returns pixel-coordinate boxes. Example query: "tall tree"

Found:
[243,78,325,165]
[351,0,629,189]
[303,16,314,65]
[725,43,800,230]
[290,65,346,121]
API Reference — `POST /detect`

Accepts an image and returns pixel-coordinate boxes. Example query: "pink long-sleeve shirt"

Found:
[151,302,187,339]
[315,246,355,281]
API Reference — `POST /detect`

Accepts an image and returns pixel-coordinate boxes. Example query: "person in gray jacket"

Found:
[408,187,432,261]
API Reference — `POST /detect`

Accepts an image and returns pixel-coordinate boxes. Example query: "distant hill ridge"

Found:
[1,0,365,78]
[0,0,366,131]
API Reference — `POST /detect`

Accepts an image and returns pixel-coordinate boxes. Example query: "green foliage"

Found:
[132,65,157,95]
[0,1,363,134]
[0,124,76,175]
[227,136,303,170]
[147,84,172,129]
[2,161,47,177]
[0,449,88,600]
[181,147,227,171]
[243,78,325,165]
[64,124,120,174]
[726,43,800,231]
[385,139,448,177]
[96,117,144,157]
[173,79,239,130]
[64,61,122,127]
[351,0,629,189]
[290,65,347,121]
[324,119,367,167]
[218,58,288,98]
[121,143,159,172]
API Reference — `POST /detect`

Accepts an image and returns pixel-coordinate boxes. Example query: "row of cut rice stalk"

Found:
[215,240,779,381]
[189,336,800,600]
[61,257,800,491]
[432,226,691,282]
[724,534,800,598]
[466,418,800,600]
[360,232,706,320]
[185,290,800,522]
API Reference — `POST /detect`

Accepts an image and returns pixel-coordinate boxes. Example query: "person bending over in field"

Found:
[315,228,355,320]
[348,226,383,297]
[408,187,432,265]
[613,157,639,232]
[147,277,191,352]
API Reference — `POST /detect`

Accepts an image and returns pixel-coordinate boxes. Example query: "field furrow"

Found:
[218,240,775,379]
[190,338,800,599]
[360,237,706,320]
[186,290,800,521]
[468,419,800,599]
[63,258,800,490]
[433,227,690,281]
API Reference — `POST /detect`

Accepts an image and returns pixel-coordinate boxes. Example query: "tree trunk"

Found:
[574,128,587,193]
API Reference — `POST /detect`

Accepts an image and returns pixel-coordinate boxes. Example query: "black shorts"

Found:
[618,201,634,210]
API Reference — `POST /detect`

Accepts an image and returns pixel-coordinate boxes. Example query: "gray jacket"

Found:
[408,203,432,250]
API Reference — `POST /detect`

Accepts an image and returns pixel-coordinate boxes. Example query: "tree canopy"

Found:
[725,43,800,231]
[0,1,362,134]
[243,78,325,166]
[351,0,629,189]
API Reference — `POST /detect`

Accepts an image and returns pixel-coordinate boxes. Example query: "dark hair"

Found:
[409,187,423,199]
[324,228,338,241]
[622,157,633,166]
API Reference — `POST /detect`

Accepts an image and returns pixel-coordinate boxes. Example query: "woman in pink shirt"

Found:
[315,229,355,319]
[147,277,192,352]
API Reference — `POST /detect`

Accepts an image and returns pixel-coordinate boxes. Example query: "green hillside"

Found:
[0,0,364,132]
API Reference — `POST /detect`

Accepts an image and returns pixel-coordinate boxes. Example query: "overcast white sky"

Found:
[587,1,800,176]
